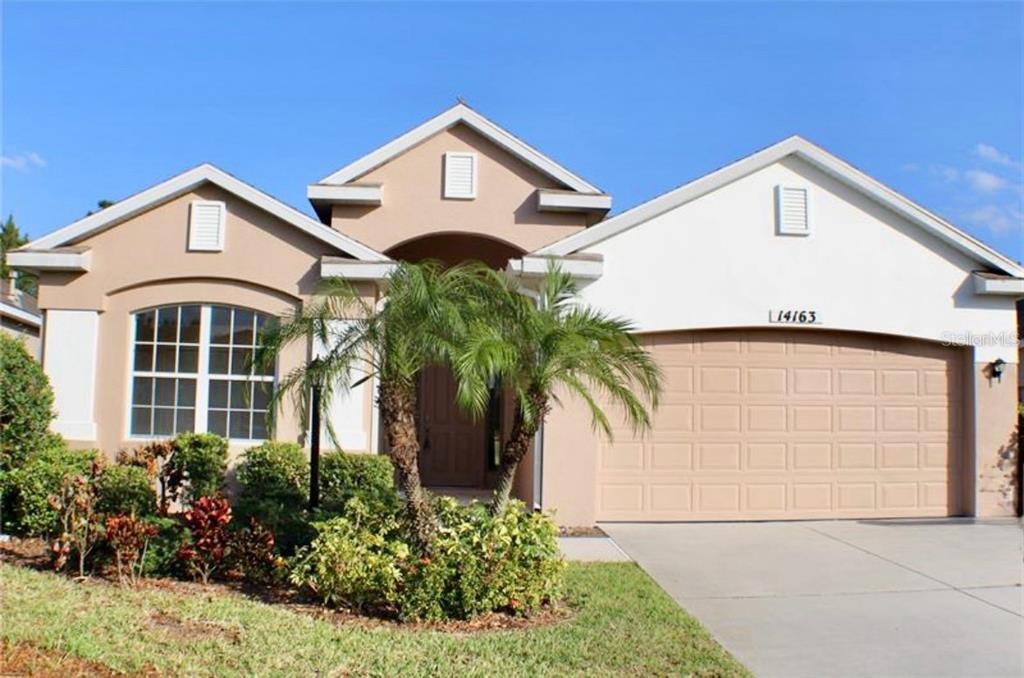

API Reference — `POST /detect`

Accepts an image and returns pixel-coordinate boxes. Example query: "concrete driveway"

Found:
[603,519,1024,678]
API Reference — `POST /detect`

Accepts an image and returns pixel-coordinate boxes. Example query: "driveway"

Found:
[602,519,1024,678]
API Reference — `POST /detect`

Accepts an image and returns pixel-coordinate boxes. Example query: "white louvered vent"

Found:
[188,201,226,251]
[775,186,810,236]
[444,152,477,199]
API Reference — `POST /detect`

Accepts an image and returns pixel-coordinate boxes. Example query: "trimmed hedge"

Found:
[95,465,157,517]
[320,451,398,515]
[234,442,311,554]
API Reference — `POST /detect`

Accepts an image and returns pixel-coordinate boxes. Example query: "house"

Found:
[0,278,42,357]
[10,103,1022,525]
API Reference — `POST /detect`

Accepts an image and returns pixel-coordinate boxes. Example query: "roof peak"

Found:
[313,104,603,195]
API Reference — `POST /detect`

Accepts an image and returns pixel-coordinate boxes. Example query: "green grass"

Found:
[1,561,748,677]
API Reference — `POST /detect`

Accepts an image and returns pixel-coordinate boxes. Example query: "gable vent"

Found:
[188,200,226,251]
[775,185,810,236]
[444,152,477,199]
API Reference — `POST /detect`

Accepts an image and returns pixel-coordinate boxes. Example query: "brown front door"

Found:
[418,364,485,486]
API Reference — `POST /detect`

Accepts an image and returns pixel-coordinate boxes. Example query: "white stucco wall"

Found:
[577,156,1019,363]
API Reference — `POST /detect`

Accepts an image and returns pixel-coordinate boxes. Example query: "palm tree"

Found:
[453,265,663,515]
[257,261,488,550]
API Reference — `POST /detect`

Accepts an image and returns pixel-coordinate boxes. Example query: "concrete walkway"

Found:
[603,519,1024,678]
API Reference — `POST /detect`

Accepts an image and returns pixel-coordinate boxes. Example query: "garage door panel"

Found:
[595,329,963,521]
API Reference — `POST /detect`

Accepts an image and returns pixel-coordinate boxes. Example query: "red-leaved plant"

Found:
[229,517,282,585]
[177,496,232,584]
[105,514,159,587]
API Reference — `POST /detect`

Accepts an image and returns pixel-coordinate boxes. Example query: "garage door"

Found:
[596,329,964,521]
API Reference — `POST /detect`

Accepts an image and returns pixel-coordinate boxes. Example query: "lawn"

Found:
[0,561,748,677]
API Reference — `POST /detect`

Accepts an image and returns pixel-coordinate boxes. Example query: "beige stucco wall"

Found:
[541,385,599,526]
[329,124,591,254]
[973,362,1019,517]
[34,183,378,459]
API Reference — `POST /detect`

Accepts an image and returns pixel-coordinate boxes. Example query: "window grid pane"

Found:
[130,304,274,440]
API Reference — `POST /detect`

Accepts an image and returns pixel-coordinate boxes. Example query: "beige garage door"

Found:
[596,329,964,521]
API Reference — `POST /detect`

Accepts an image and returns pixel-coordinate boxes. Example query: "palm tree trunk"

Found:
[491,391,548,515]
[379,381,436,551]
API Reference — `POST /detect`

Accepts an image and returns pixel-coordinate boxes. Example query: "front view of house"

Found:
[11,104,1022,525]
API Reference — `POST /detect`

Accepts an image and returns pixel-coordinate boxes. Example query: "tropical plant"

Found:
[105,514,159,587]
[453,265,662,514]
[258,261,489,551]
[177,495,232,584]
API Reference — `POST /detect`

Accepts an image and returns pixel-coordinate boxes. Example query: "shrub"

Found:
[95,465,156,517]
[234,442,311,553]
[228,518,283,585]
[116,440,174,512]
[177,495,232,584]
[320,451,398,515]
[166,433,227,507]
[1,444,99,537]
[105,514,159,587]
[237,441,308,501]
[140,516,190,577]
[0,334,56,472]
[50,470,104,577]
[289,500,409,612]
[397,499,564,621]
[289,498,564,621]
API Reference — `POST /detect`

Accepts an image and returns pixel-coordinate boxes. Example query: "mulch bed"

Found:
[1,537,572,634]
[558,525,607,538]
[0,537,51,570]
[0,640,159,678]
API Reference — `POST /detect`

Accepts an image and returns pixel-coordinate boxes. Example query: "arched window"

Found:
[129,304,275,441]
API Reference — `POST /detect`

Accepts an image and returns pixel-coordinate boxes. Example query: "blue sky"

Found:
[2,1,1022,262]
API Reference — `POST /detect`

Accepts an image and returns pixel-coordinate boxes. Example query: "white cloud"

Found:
[901,162,920,173]
[0,151,46,172]
[929,164,960,183]
[963,204,1024,234]
[974,143,1018,168]
[964,169,1009,193]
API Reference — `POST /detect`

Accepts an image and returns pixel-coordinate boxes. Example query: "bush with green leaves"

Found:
[95,465,157,517]
[233,441,311,554]
[0,334,56,471]
[289,499,409,612]
[165,433,227,506]
[0,444,99,537]
[320,451,398,515]
[140,516,190,577]
[398,498,564,621]
[289,498,564,621]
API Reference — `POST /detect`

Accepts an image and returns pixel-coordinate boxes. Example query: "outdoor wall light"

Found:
[990,358,1006,382]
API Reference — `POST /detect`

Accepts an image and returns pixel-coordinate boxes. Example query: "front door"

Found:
[418,364,486,486]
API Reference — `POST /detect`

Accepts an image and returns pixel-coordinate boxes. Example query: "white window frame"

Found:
[775,184,812,236]
[443,151,478,200]
[126,303,276,444]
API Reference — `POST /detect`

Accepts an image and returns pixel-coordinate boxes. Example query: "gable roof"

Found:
[315,102,604,194]
[24,164,389,262]
[537,135,1024,278]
